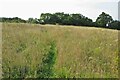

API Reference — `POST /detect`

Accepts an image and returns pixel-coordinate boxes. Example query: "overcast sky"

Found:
[0,0,119,21]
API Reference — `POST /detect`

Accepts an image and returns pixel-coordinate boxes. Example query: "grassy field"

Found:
[2,23,118,78]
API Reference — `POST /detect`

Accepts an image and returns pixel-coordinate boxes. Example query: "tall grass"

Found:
[2,23,118,78]
[0,23,2,79]
[37,40,57,78]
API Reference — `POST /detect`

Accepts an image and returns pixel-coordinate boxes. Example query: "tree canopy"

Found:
[96,12,113,27]
[39,12,94,26]
[0,12,119,30]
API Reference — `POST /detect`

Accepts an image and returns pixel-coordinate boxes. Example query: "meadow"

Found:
[2,23,119,78]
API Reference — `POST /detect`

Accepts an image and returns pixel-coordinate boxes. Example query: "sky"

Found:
[118,1,120,21]
[0,0,119,21]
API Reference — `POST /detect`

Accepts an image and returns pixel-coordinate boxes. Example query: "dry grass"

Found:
[0,23,2,79]
[2,23,118,78]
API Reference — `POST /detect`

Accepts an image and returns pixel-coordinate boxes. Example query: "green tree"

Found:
[96,12,113,27]
[62,14,71,25]
[54,12,64,24]
[70,14,82,25]
[109,20,120,30]
[40,13,52,24]
[27,18,39,24]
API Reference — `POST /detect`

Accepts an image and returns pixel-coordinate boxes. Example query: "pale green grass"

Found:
[0,23,2,79]
[2,23,118,78]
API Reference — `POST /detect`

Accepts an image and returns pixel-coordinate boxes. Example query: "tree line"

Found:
[0,12,120,30]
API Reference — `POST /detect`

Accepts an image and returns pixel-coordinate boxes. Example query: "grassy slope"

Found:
[2,23,118,78]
